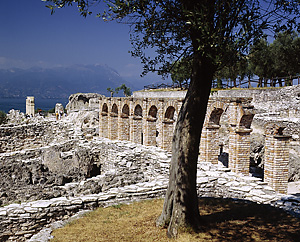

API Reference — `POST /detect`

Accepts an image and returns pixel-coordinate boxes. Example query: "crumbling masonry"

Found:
[99,96,290,194]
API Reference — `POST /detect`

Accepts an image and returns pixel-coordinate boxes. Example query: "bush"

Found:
[0,111,7,125]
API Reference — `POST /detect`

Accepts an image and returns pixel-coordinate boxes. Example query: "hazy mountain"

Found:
[0,64,134,98]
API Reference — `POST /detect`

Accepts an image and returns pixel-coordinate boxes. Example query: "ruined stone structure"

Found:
[98,95,290,194]
[99,97,181,152]
[99,96,255,168]
[26,96,35,116]
[264,124,291,194]
[199,97,255,176]
[0,92,298,241]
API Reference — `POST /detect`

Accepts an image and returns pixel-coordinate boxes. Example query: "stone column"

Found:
[119,114,130,141]
[199,125,220,164]
[144,116,157,146]
[26,96,35,116]
[131,116,143,144]
[100,112,109,138]
[264,126,290,194]
[162,119,175,152]
[229,126,252,175]
[199,128,208,162]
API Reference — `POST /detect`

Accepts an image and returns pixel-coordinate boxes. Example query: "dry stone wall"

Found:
[1,138,299,241]
[0,122,57,153]
[0,91,299,241]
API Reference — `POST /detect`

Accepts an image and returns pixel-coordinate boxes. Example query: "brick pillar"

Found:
[199,128,208,162]
[144,117,157,146]
[228,127,237,172]
[131,116,143,144]
[156,99,164,148]
[162,119,175,152]
[199,125,220,164]
[100,112,108,138]
[119,115,130,141]
[229,127,252,174]
[109,113,118,140]
[235,128,252,175]
[264,128,290,194]
[264,134,274,187]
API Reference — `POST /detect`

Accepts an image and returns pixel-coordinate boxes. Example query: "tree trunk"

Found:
[156,55,214,237]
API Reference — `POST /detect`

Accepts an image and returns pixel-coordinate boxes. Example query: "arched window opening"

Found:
[148,105,157,118]
[208,108,223,126]
[102,103,108,115]
[121,104,130,118]
[164,106,175,121]
[111,103,118,116]
[134,104,143,117]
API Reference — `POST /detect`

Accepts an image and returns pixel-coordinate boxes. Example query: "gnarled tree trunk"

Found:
[156,54,214,237]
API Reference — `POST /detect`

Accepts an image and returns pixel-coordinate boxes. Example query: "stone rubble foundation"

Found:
[0,136,299,241]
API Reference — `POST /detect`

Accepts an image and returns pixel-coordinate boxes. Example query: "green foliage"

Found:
[107,87,116,97]
[248,31,300,87]
[107,84,132,97]
[115,84,132,97]
[43,0,300,82]
[170,58,191,89]
[0,110,7,125]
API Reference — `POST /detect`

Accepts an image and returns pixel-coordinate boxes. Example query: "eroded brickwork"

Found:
[99,97,182,152]
[98,95,290,193]
[265,124,291,194]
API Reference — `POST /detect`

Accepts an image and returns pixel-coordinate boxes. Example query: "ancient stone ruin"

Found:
[0,89,299,241]
[98,95,291,194]
[26,97,35,117]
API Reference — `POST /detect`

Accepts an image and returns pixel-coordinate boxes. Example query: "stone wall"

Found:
[98,95,292,193]
[0,91,299,241]
[0,122,67,153]
[133,90,187,98]
[216,86,300,183]
[66,93,103,112]
[1,138,299,241]
[99,97,182,152]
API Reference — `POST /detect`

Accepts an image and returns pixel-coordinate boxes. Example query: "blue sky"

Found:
[0,0,161,84]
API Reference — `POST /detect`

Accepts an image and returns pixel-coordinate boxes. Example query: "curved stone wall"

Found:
[1,139,299,241]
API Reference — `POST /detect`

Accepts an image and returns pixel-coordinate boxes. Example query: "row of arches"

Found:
[99,98,180,151]
[99,96,290,193]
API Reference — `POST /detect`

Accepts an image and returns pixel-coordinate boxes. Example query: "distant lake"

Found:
[0,97,69,113]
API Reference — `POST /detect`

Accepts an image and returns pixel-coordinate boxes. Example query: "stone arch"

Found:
[111,103,118,115]
[145,105,158,146]
[236,105,255,129]
[132,104,143,144]
[102,103,108,113]
[122,104,129,117]
[109,103,119,140]
[100,103,109,138]
[208,108,224,125]
[204,101,228,126]
[148,105,158,118]
[134,104,143,117]
[162,106,176,151]
[164,106,175,120]
[119,103,130,141]
[200,101,227,164]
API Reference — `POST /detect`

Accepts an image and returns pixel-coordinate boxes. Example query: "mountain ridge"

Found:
[0,64,134,98]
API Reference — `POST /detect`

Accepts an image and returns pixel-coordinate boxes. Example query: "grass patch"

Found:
[51,198,300,242]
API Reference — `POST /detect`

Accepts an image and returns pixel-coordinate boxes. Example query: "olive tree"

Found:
[43,0,300,237]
